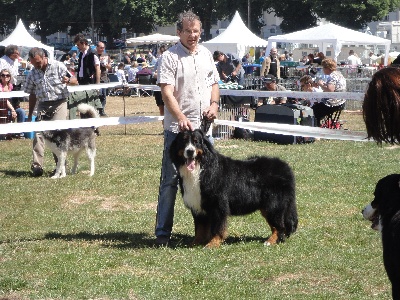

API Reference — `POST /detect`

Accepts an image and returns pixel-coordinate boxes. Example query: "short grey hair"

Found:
[28,47,45,59]
[176,10,202,32]
[4,45,18,57]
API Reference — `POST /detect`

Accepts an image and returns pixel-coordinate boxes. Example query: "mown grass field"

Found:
[0,95,398,299]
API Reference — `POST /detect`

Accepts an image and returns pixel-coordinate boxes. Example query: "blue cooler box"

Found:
[24,115,36,139]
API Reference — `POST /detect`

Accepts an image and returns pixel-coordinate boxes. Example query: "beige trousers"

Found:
[31,100,68,169]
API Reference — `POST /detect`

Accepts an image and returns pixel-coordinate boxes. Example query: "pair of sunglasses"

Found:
[1,74,10,78]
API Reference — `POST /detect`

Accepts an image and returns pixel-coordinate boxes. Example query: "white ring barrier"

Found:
[214,119,368,142]
[0,83,368,142]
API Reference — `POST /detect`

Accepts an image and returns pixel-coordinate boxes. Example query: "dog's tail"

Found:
[284,196,298,237]
[77,104,100,135]
[77,104,100,119]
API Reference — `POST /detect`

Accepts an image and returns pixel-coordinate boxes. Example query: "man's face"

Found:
[97,42,105,54]
[31,54,46,70]
[178,19,201,52]
[265,81,276,90]
[216,53,224,62]
[270,48,277,57]
[76,40,86,52]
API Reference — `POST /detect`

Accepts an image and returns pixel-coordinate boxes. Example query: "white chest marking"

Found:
[179,164,205,215]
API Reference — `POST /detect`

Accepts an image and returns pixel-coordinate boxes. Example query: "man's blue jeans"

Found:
[155,130,179,238]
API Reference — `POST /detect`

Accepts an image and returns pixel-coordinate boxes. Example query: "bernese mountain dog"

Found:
[362,174,400,300]
[170,129,298,248]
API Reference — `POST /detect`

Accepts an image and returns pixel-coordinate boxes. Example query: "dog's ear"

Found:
[169,131,185,164]
[196,129,216,154]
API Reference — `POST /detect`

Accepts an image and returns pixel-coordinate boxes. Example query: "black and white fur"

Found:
[362,174,400,300]
[41,103,99,179]
[170,129,298,248]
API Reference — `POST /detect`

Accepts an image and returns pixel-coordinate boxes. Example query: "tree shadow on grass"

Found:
[44,231,266,249]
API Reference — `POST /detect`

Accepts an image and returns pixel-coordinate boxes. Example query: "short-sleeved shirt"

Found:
[157,41,220,132]
[259,84,287,104]
[322,70,347,106]
[24,60,69,102]
[216,53,240,78]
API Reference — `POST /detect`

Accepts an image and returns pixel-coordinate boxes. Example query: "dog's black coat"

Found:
[170,129,298,247]
[364,174,400,299]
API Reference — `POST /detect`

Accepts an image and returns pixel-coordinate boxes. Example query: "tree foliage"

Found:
[0,0,398,43]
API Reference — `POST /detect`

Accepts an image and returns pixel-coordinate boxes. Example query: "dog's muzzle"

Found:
[184,145,196,172]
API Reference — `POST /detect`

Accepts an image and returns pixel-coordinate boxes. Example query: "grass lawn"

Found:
[0,95,398,299]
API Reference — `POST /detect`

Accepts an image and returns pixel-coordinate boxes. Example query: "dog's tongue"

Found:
[186,159,196,171]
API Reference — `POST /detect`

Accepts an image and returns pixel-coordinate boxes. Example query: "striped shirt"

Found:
[24,60,69,102]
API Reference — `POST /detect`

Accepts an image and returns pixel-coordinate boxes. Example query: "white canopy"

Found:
[267,23,391,65]
[0,19,54,59]
[126,33,179,46]
[202,11,268,58]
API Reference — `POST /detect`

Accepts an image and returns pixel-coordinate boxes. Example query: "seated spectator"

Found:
[147,53,157,67]
[313,52,325,65]
[70,52,78,64]
[242,53,252,64]
[123,52,131,65]
[305,53,315,65]
[136,53,146,64]
[312,58,346,126]
[0,68,25,138]
[301,55,309,65]
[135,62,152,80]
[297,75,322,106]
[258,74,287,105]
[127,61,139,83]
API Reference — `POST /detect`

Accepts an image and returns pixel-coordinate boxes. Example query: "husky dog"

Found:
[41,103,99,179]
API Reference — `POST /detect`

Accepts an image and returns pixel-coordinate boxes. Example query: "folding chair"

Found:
[107,74,121,96]
[321,103,344,129]
[137,74,153,97]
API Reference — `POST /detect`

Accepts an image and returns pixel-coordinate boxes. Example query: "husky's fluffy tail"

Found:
[77,104,100,135]
[77,104,100,119]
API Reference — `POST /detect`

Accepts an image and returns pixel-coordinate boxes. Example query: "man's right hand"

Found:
[178,116,193,132]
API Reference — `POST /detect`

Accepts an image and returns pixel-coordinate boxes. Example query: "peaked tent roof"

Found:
[0,19,54,59]
[202,11,268,58]
[125,33,179,45]
[267,23,391,65]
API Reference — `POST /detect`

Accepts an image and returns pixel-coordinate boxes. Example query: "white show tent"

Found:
[125,33,179,46]
[267,23,391,65]
[202,11,268,58]
[0,19,54,59]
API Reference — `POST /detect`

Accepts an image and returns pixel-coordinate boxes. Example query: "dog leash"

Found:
[200,116,212,133]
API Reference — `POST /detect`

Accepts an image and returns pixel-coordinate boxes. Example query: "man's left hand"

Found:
[203,102,218,121]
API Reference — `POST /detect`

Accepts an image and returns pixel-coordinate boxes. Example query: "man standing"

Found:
[73,34,100,85]
[96,41,111,116]
[25,47,78,177]
[261,47,280,78]
[0,45,20,87]
[155,10,220,246]
[347,50,362,66]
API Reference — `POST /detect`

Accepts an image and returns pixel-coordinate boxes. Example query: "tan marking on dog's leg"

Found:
[192,219,210,246]
[260,209,279,246]
[205,235,224,248]
[265,227,279,246]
